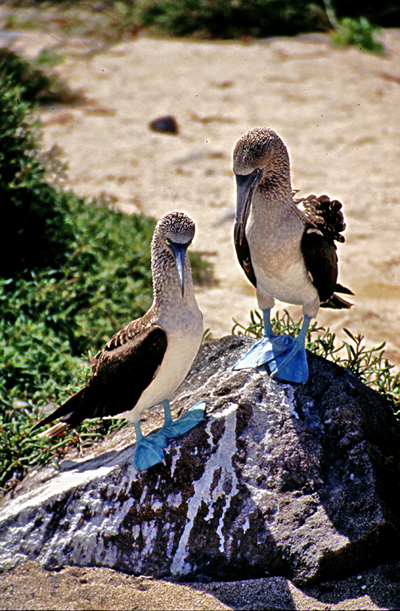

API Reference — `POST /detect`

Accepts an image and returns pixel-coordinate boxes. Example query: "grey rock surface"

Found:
[0,336,399,586]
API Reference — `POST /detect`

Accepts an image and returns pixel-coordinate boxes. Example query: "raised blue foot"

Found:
[234,310,311,384]
[159,400,206,439]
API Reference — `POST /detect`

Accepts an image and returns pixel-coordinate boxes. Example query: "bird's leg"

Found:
[158,399,206,439]
[234,308,293,371]
[261,308,274,338]
[133,420,167,472]
[234,310,310,383]
[162,398,173,427]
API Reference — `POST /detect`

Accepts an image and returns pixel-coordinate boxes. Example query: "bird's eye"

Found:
[165,238,171,246]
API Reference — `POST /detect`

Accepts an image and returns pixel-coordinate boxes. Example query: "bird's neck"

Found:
[262,157,292,199]
[250,171,300,234]
[151,252,196,310]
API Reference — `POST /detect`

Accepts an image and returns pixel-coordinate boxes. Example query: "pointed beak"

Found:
[168,241,190,297]
[234,167,264,246]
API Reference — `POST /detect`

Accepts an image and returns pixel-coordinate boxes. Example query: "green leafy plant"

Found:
[34,48,65,68]
[0,63,84,277]
[331,16,384,54]
[322,0,384,54]
[0,49,83,105]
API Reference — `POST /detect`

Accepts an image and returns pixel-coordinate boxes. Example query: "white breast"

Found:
[246,202,319,310]
[253,258,318,306]
[119,302,203,424]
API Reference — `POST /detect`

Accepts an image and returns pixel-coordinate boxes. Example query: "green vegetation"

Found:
[0,48,83,105]
[1,65,72,277]
[5,1,400,43]
[323,0,384,54]
[132,0,328,39]
[233,309,400,404]
[0,52,212,493]
[132,0,385,52]
[331,16,383,54]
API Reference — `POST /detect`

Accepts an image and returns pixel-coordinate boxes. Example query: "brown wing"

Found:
[301,227,338,303]
[32,320,167,432]
[298,194,353,307]
[234,221,257,288]
[295,194,346,243]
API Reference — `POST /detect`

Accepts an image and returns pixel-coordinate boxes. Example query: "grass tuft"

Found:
[331,16,384,55]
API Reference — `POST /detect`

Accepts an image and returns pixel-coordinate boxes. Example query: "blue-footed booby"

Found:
[32,211,205,470]
[233,127,353,383]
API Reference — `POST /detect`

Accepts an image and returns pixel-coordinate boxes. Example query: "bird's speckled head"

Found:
[151,211,196,300]
[233,127,290,178]
[153,211,195,248]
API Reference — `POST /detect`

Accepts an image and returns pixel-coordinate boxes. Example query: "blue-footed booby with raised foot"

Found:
[233,127,353,383]
[32,211,205,470]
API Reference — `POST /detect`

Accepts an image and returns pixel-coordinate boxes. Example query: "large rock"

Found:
[0,336,399,585]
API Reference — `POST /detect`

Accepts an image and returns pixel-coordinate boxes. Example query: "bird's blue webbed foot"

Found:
[268,336,309,383]
[234,332,294,370]
[132,401,206,471]
[234,310,310,384]
[133,422,168,471]
[159,400,206,439]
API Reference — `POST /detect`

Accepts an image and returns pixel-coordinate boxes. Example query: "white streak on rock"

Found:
[136,520,158,572]
[170,402,238,574]
[170,445,181,478]
[139,485,148,505]
[283,384,298,419]
[166,492,182,508]
[166,527,175,557]
[131,524,140,540]
[38,473,136,570]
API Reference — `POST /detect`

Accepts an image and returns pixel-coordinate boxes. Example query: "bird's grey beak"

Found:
[234,167,264,246]
[168,241,190,297]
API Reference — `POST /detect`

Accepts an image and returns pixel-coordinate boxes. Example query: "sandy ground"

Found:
[0,559,399,610]
[2,12,400,610]
[3,22,400,368]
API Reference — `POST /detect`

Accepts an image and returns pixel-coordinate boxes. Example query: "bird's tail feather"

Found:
[335,283,354,296]
[37,422,69,439]
[320,282,354,309]
[31,388,85,435]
